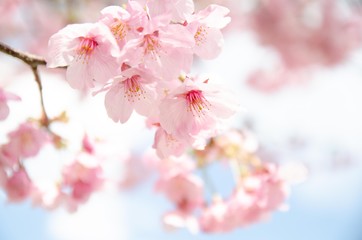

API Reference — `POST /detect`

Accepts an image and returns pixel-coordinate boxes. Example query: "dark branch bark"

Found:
[0,41,50,126]
[0,41,46,67]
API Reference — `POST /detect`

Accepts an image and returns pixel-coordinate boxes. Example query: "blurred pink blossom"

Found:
[249,0,362,68]
[4,168,33,202]
[0,88,21,121]
[5,122,49,159]
[61,157,103,211]
[156,172,204,213]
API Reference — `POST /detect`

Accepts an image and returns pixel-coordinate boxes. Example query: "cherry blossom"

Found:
[0,88,21,121]
[120,16,195,80]
[199,198,233,233]
[0,0,306,234]
[153,126,188,159]
[249,0,362,68]
[99,1,148,47]
[104,64,158,123]
[4,168,33,202]
[139,0,195,22]
[119,152,154,189]
[0,144,19,168]
[156,172,204,213]
[3,122,49,161]
[61,156,104,211]
[186,4,230,59]
[47,22,121,90]
[159,77,239,145]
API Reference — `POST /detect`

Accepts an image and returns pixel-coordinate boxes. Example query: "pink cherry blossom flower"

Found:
[47,22,121,90]
[140,0,195,22]
[5,122,49,159]
[227,186,264,228]
[153,125,208,159]
[246,66,309,92]
[61,156,103,211]
[148,155,196,179]
[120,17,194,80]
[213,129,259,156]
[186,4,230,59]
[199,198,234,233]
[153,126,188,159]
[156,172,204,213]
[249,0,362,68]
[62,159,103,201]
[4,168,33,202]
[249,163,289,211]
[163,210,199,233]
[0,88,21,121]
[119,152,152,189]
[227,163,289,228]
[159,77,239,145]
[82,134,95,154]
[104,64,158,123]
[99,1,148,47]
[0,143,19,167]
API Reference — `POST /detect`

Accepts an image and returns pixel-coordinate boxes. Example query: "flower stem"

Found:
[0,41,49,126]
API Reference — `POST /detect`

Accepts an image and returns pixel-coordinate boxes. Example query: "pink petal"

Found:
[105,83,133,123]
[0,102,9,120]
[66,60,94,90]
[89,47,119,84]
[47,24,94,68]
[194,27,223,59]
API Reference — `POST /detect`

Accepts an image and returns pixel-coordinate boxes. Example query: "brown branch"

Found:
[30,65,50,127]
[0,41,46,67]
[0,41,50,126]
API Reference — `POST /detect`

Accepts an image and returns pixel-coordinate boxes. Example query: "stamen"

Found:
[185,90,211,116]
[110,19,128,40]
[76,37,98,63]
[143,31,160,55]
[123,75,146,102]
[194,26,208,46]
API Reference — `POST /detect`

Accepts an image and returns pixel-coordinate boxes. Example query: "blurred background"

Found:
[1,0,362,239]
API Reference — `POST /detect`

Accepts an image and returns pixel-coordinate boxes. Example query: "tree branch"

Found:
[30,65,50,127]
[0,41,50,127]
[0,41,46,67]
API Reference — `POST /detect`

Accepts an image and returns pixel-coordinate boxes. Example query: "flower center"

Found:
[194,26,208,46]
[143,31,160,55]
[77,37,98,62]
[124,75,146,102]
[185,90,210,116]
[110,19,128,40]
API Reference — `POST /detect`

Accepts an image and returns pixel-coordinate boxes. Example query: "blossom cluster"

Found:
[249,0,362,68]
[149,129,289,233]
[245,0,362,92]
[46,0,239,157]
[0,0,295,234]
[0,121,104,212]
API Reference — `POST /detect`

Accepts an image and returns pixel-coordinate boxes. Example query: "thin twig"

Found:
[0,41,46,67]
[0,41,50,126]
[30,65,50,127]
